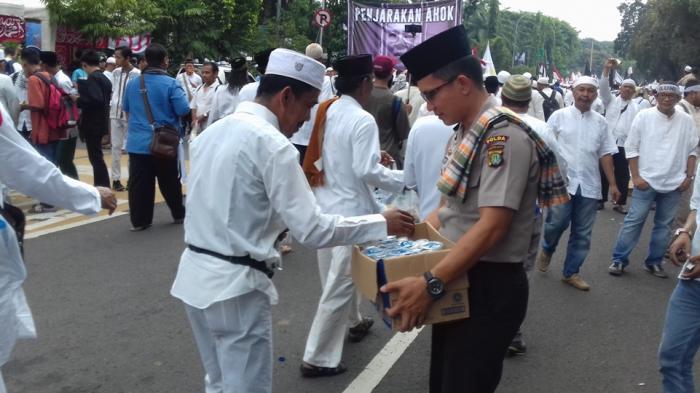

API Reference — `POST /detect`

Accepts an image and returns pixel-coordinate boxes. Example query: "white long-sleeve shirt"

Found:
[0,106,101,369]
[520,113,567,181]
[403,115,453,220]
[205,85,242,127]
[600,76,639,147]
[528,89,545,120]
[177,72,202,102]
[109,67,140,120]
[289,76,335,146]
[170,102,388,308]
[547,105,618,199]
[237,81,259,103]
[625,108,699,192]
[313,95,405,217]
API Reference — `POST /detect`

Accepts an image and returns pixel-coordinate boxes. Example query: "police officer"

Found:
[381,26,569,393]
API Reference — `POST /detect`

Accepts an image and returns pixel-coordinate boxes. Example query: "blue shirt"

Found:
[71,68,87,83]
[122,71,190,154]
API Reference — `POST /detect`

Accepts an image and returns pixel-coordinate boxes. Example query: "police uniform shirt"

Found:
[438,97,540,263]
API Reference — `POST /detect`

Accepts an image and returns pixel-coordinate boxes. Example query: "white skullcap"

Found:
[266,48,325,91]
[523,72,532,79]
[326,67,334,72]
[305,43,324,61]
[497,70,511,84]
[531,80,537,88]
[621,78,636,87]
[537,76,549,85]
[573,76,598,89]
[685,65,692,73]
[106,57,116,65]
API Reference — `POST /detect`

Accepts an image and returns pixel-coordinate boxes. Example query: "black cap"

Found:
[334,54,373,78]
[231,57,247,71]
[254,48,274,70]
[400,25,472,82]
[484,75,499,90]
[40,51,58,67]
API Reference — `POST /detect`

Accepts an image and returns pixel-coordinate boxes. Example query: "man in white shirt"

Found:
[102,56,116,84]
[609,84,698,278]
[177,59,203,103]
[289,43,334,163]
[599,60,640,214]
[0,60,17,121]
[538,76,620,291]
[0,105,116,393]
[189,61,220,135]
[300,55,406,378]
[238,49,274,103]
[527,79,545,120]
[404,114,453,220]
[394,78,426,128]
[170,49,414,393]
[108,46,140,192]
[536,76,564,121]
[675,79,700,228]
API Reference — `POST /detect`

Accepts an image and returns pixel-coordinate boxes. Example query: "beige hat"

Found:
[305,43,324,61]
[502,75,533,102]
[266,48,325,91]
[537,76,549,85]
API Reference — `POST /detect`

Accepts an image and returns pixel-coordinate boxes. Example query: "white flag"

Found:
[482,42,497,77]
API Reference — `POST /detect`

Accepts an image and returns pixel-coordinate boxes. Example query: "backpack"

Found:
[539,90,560,121]
[32,72,79,132]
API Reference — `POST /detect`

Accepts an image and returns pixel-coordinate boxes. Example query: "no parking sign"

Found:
[314,9,332,29]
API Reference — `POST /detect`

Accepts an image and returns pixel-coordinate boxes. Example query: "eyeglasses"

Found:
[420,77,456,103]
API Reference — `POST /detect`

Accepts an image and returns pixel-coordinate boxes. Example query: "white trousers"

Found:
[303,245,363,367]
[110,119,128,181]
[184,291,272,393]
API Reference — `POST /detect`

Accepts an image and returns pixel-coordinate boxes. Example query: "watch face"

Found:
[428,279,443,295]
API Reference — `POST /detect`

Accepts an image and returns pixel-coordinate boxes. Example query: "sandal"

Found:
[300,362,347,378]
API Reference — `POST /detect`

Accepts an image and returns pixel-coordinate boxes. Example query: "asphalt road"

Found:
[4,202,697,393]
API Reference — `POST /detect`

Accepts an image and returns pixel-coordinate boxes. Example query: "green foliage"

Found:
[615,0,700,80]
[43,0,160,40]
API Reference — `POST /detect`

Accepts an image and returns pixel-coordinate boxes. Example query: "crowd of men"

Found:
[1,24,700,393]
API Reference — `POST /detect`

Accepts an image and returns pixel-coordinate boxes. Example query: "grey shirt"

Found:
[438,100,540,263]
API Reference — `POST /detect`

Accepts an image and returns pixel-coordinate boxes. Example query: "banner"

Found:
[0,15,25,43]
[482,42,496,77]
[347,0,462,62]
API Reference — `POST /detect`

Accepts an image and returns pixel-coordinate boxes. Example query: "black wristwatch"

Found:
[423,271,445,301]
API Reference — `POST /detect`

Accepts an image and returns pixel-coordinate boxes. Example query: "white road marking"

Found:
[25,212,128,240]
[342,327,423,393]
[24,199,128,231]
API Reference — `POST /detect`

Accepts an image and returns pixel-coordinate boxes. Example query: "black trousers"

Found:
[600,146,630,205]
[84,133,110,187]
[430,262,528,393]
[128,153,185,227]
[56,136,79,180]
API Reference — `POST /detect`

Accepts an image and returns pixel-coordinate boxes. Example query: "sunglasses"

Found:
[420,77,457,103]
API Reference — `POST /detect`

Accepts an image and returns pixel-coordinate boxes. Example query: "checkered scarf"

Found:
[437,107,570,208]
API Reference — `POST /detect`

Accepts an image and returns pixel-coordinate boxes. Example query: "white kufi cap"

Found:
[685,65,692,73]
[573,76,598,89]
[265,48,325,91]
[621,78,636,87]
[497,70,511,84]
[537,76,549,85]
[523,72,532,79]
[106,57,116,65]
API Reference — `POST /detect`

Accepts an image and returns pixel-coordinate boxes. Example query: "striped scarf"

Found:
[437,107,569,208]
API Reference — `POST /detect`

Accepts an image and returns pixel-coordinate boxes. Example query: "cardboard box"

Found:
[352,222,470,330]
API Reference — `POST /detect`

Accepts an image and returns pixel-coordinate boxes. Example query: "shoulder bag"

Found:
[140,74,179,160]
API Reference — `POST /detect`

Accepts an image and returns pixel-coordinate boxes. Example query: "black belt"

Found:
[187,245,275,278]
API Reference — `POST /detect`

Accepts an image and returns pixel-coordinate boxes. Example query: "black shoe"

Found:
[130,224,152,232]
[300,362,347,378]
[112,180,126,192]
[608,262,625,276]
[507,339,527,357]
[348,317,374,343]
[644,264,668,278]
[173,218,184,224]
[597,201,604,211]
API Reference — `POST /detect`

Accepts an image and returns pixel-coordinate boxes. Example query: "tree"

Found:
[43,0,160,40]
